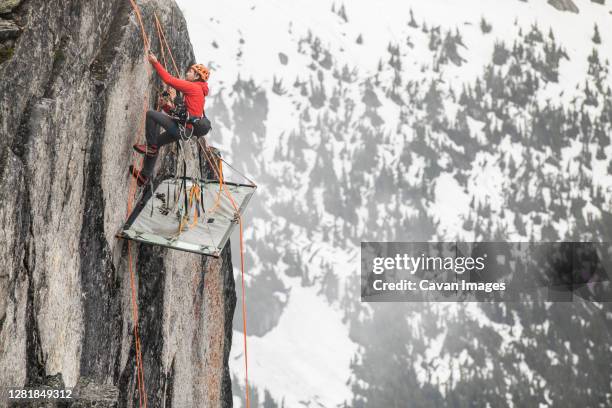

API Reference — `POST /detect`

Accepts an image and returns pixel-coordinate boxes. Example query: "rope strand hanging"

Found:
[196,138,251,408]
[154,11,180,77]
[125,1,153,406]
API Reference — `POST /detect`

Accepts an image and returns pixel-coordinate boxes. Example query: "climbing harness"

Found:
[167,103,204,142]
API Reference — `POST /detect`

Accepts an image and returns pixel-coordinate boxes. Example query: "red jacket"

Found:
[153,61,208,117]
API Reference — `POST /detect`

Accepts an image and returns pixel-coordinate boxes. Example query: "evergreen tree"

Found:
[480,16,492,34]
[263,390,279,408]
[492,41,510,65]
[592,24,601,44]
[408,8,418,28]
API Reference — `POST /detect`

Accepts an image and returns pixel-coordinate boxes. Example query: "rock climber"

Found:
[129,51,212,186]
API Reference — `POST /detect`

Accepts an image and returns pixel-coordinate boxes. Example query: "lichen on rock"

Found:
[0,0,22,15]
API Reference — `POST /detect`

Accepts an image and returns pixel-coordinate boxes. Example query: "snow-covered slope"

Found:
[176,0,612,406]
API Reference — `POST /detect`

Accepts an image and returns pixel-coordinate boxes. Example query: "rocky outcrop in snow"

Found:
[548,0,580,12]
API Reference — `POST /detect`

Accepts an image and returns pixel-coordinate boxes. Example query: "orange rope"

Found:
[126,0,151,217]
[205,148,224,214]
[128,242,147,408]
[128,0,151,51]
[197,141,239,217]
[154,12,169,72]
[152,12,183,172]
[125,1,152,406]
[188,183,202,227]
[238,217,250,408]
[154,12,180,77]
[197,140,250,408]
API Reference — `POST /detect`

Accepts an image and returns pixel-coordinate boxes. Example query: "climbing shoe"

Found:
[133,143,158,157]
[129,165,149,187]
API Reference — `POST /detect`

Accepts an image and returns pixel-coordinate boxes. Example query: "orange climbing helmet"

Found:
[190,64,210,81]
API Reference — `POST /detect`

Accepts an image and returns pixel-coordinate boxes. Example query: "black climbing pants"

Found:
[141,110,211,178]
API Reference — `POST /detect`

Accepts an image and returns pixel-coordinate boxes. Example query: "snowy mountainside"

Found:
[176,0,612,406]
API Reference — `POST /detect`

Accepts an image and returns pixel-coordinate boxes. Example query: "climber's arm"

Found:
[150,58,198,95]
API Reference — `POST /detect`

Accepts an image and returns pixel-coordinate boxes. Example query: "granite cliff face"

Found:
[0,0,235,406]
